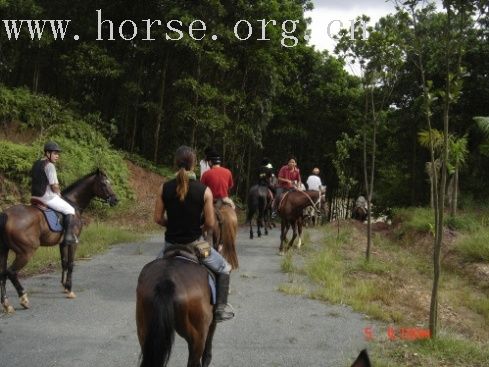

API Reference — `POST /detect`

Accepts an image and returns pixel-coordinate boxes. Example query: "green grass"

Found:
[280,252,295,273]
[394,207,435,234]
[277,283,307,296]
[17,223,144,276]
[281,216,489,366]
[455,229,489,262]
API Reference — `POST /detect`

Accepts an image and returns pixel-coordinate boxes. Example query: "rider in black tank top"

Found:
[163,179,206,244]
[154,145,235,322]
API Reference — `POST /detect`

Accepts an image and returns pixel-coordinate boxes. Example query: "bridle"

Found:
[297,190,322,215]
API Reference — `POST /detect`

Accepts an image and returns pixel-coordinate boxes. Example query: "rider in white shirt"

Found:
[31,141,77,245]
[306,167,323,191]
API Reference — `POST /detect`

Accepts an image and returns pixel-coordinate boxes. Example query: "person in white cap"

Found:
[306,167,323,192]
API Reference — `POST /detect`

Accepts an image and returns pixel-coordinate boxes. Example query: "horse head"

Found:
[93,169,118,206]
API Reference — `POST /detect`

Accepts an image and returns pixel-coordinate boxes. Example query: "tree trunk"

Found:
[430,4,452,338]
[153,52,169,163]
[451,167,459,217]
[130,61,143,153]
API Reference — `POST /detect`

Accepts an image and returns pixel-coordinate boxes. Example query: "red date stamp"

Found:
[363,326,430,341]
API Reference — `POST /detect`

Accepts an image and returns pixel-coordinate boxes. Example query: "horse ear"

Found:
[350,350,371,367]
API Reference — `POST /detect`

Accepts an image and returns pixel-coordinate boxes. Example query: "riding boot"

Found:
[62,214,78,246]
[214,274,234,322]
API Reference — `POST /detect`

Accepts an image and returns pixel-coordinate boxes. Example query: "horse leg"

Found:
[186,329,207,367]
[64,244,78,299]
[279,220,290,255]
[248,212,254,240]
[257,211,262,238]
[288,222,298,251]
[60,244,68,291]
[296,219,303,249]
[6,252,32,309]
[0,247,14,313]
[202,321,217,367]
[260,203,268,236]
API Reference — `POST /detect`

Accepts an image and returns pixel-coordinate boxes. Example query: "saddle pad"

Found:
[42,208,64,232]
[174,256,217,305]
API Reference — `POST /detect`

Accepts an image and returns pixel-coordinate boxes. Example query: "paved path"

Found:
[0,227,369,367]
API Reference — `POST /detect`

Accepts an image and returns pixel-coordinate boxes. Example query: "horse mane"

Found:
[62,169,101,195]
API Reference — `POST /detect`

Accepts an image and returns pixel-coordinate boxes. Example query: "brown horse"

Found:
[0,169,118,313]
[136,236,238,367]
[278,190,321,255]
[212,204,239,269]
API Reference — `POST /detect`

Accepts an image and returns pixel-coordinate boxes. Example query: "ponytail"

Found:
[176,167,189,201]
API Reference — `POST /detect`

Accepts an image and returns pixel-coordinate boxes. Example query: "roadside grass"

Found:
[15,223,144,276]
[279,211,489,367]
[455,229,489,262]
[373,336,489,367]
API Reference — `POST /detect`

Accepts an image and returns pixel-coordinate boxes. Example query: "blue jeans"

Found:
[157,240,231,275]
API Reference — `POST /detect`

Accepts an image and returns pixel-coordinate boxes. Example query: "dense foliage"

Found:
[0,0,489,208]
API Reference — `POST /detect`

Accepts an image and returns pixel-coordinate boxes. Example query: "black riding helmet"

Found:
[262,157,271,166]
[44,141,62,153]
[207,149,221,164]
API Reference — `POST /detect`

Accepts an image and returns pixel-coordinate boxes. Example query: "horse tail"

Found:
[246,191,256,224]
[0,212,8,250]
[141,279,176,367]
[258,193,266,217]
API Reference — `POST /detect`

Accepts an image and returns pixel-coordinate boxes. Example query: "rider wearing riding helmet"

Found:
[258,158,274,185]
[272,155,301,214]
[31,141,77,245]
[200,149,235,209]
[154,146,234,322]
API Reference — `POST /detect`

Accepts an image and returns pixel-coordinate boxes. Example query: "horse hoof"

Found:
[19,294,30,309]
[278,251,285,256]
[66,292,76,299]
[63,288,69,293]
[3,301,15,314]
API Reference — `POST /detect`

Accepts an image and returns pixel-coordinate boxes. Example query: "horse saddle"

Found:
[163,245,217,305]
[277,191,291,213]
[30,198,64,232]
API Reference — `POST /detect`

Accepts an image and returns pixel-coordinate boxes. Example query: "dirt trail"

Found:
[0,227,369,367]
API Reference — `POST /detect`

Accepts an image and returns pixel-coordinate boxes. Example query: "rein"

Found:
[297,191,321,213]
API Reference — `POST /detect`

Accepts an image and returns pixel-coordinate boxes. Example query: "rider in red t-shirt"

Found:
[272,155,301,215]
[200,151,235,208]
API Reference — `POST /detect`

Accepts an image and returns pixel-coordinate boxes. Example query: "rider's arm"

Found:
[154,183,167,227]
[50,184,61,195]
[45,163,61,195]
[203,187,215,231]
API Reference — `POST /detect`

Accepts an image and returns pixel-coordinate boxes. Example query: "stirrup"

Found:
[214,303,235,322]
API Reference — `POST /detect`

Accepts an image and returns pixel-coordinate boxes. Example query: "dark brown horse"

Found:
[0,169,118,313]
[351,349,371,367]
[246,184,273,239]
[136,231,238,367]
[278,190,321,255]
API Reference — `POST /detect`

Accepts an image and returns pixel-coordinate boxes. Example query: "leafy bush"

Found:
[392,207,435,233]
[0,85,73,129]
[1,86,134,210]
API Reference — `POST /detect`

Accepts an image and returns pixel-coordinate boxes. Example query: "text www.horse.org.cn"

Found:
[2,9,305,47]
